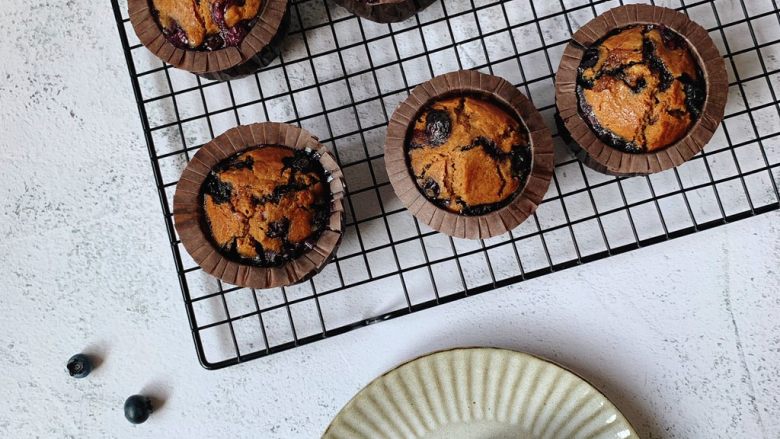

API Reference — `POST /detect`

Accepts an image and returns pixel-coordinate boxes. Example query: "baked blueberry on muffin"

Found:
[577,25,706,153]
[151,0,261,50]
[406,96,532,216]
[202,145,330,267]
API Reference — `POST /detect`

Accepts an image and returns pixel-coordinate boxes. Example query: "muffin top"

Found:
[201,145,330,267]
[406,96,532,216]
[577,25,706,153]
[151,0,262,50]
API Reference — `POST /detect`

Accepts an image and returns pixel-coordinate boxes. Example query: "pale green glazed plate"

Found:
[324,348,637,439]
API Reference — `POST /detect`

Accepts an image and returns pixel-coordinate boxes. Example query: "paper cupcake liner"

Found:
[128,0,290,81]
[332,0,434,23]
[385,70,554,240]
[173,123,346,289]
[555,4,728,177]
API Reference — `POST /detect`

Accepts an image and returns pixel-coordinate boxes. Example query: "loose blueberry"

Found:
[425,109,452,146]
[124,395,153,424]
[66,354,92,378]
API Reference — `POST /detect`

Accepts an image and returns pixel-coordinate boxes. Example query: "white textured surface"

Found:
[1,0,779,438]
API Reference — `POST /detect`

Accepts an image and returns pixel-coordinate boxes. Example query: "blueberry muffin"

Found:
[202,145,330,267]
[577,25,706,153]
[174,123,345,289]
[129,0,289,80]
[386,71,553,239]
[406,96,532,216]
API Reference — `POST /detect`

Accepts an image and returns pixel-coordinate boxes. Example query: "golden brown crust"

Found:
[578,25,704,153]
[152,0,206,46]
[224,0,261,27]
[151,0,262,48]
[406,96,531,215]
[646,29,697,78]
[202,145,328,266]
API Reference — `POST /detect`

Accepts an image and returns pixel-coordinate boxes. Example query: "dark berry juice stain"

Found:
[642,38,674,92]
[203,176,234,204]
[265,218,290,238]
[459,202,501,216]
[200,146,331,268]
[680,73,706,119]
[660,27,685,49]
[576,24,706,153]
[282,149,317,173]
[203,151,255,204]
[581,47,601,69]
[510,146,532,182]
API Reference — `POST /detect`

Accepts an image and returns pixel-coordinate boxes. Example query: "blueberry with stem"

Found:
[124,395,153,424]
[66,354,92,379]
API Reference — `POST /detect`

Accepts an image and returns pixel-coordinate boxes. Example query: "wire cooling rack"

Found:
[112,0,780,369]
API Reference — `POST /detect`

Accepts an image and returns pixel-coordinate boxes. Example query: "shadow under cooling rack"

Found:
[112,0,780,369]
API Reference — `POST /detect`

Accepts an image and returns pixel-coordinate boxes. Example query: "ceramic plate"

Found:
[324,348,637,439]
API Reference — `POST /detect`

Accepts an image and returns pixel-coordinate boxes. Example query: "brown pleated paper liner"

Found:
[128,0,290,81]
[555,4,728,177]
[332,0,435,23]
[385,70,555,240]
[173,123,346,289]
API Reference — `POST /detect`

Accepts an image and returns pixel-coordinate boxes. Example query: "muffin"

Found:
[556,4,727,176]
[128,0,290,81]
[386,71,554,240]
[174,123,345,289]
[202,146,331,266]
[333,0,434,23]
[407,96,532,216]
[578,25,705,153]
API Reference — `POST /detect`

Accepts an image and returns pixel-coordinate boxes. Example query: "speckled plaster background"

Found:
[1,0,779,438]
